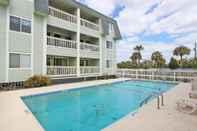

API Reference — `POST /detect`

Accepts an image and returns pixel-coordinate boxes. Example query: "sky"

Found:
[77,0,197,63]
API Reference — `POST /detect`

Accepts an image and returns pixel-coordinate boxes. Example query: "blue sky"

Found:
[77,0,197,63]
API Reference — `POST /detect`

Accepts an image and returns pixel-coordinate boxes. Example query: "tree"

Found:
[130,52,142,65]
[141,60,153,69]
[131,45,144,65]
[169,57,179,69]
[117,61,132,68]
[151,51,166,68]
[173,46,191,63]
[134,45,144,53]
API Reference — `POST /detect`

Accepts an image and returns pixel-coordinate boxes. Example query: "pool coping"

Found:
[0,78,181,131]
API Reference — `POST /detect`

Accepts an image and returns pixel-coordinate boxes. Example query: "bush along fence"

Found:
[117,69,197,82]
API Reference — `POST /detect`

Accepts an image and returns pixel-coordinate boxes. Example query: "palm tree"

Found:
[173,46,191,63]
[151,51,166,68]
[132,45,144,65]
[130,52,142,65]
[134,45,144,53]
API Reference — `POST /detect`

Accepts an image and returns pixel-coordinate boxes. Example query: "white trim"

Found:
[8,68,32,70]
[99,30,102,75]
[9,30,32,36]
[31,9,34,76]
[5,6,10,82]
[10,14,32,21]
[42,18,47,75]
[76,8,80,77]
[9,51,32,55]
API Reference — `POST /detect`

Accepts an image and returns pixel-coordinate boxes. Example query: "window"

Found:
[108,23,114,33]
[20,55,31,68]
[10,54,20,68]
[9,53,31,68]
[106,41,113,49]
[10,16,20,32]
[21,19,31,33]
[10,16,31,33]
[106,60,112,68]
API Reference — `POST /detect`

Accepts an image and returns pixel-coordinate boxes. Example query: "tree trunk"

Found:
[180,55,183,67]
[180,55,183,62]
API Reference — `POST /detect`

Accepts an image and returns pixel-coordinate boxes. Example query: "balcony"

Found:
[47,66,77,76]
[80,66,100,75]
[47,36,77,49]
[48,6,77,24]
[80,18,100,31]
[80,42,99,52]
[80,42,100,58]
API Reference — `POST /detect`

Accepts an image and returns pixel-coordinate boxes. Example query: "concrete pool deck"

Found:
[0,78,196,131]
[104,82,197,131]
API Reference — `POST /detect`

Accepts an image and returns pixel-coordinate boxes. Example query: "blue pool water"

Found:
[22,80,177,131]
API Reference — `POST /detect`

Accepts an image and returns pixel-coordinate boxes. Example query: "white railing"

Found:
[47,36,77,49]
[48,6,77,24]
[80,42,99,52]
[80,18,100,31]
[80,66,100,75]
[47,66,77,76]
[117,69,197,81]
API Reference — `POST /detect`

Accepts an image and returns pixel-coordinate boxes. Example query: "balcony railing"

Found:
[47,66,77,76]
[80,18,100,31]
[80,42,99,51]
[80,66,100,74]
[47,36,77,49]
[48,6,77,24]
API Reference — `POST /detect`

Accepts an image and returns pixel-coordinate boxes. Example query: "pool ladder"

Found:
[139,92,164,110]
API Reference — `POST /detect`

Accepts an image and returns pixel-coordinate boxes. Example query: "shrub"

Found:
[169,57,179,69]
[24,75,51,88]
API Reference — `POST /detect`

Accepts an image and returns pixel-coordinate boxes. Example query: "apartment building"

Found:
[0,0,121,83]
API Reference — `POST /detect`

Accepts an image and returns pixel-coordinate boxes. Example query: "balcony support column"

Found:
[76,8,81,77]
[99,19,103,76]
[42,17,47,75]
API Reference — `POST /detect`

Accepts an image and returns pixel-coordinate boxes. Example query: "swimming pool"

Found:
[22,80,177,131]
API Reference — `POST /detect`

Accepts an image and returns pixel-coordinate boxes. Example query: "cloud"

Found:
[77,0,197,63]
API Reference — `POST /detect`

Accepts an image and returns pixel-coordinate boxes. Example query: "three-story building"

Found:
[0,0,121,84]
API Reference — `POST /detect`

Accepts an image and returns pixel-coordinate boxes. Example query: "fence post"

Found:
[161,94,164,106]
[136,70,138,79]
[152,71,154,80]
[157,97,160,109]
[174,72,176,81]
[122,70,125,78]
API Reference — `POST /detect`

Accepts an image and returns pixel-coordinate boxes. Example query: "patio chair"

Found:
[191,78,197,90]
[189,79,197,98]
[177,99,197,114]
[189,90,197,99]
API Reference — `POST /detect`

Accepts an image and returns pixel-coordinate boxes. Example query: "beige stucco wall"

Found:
[0,5,7,83]
[8,0,33,82]
[9,31,32,53]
